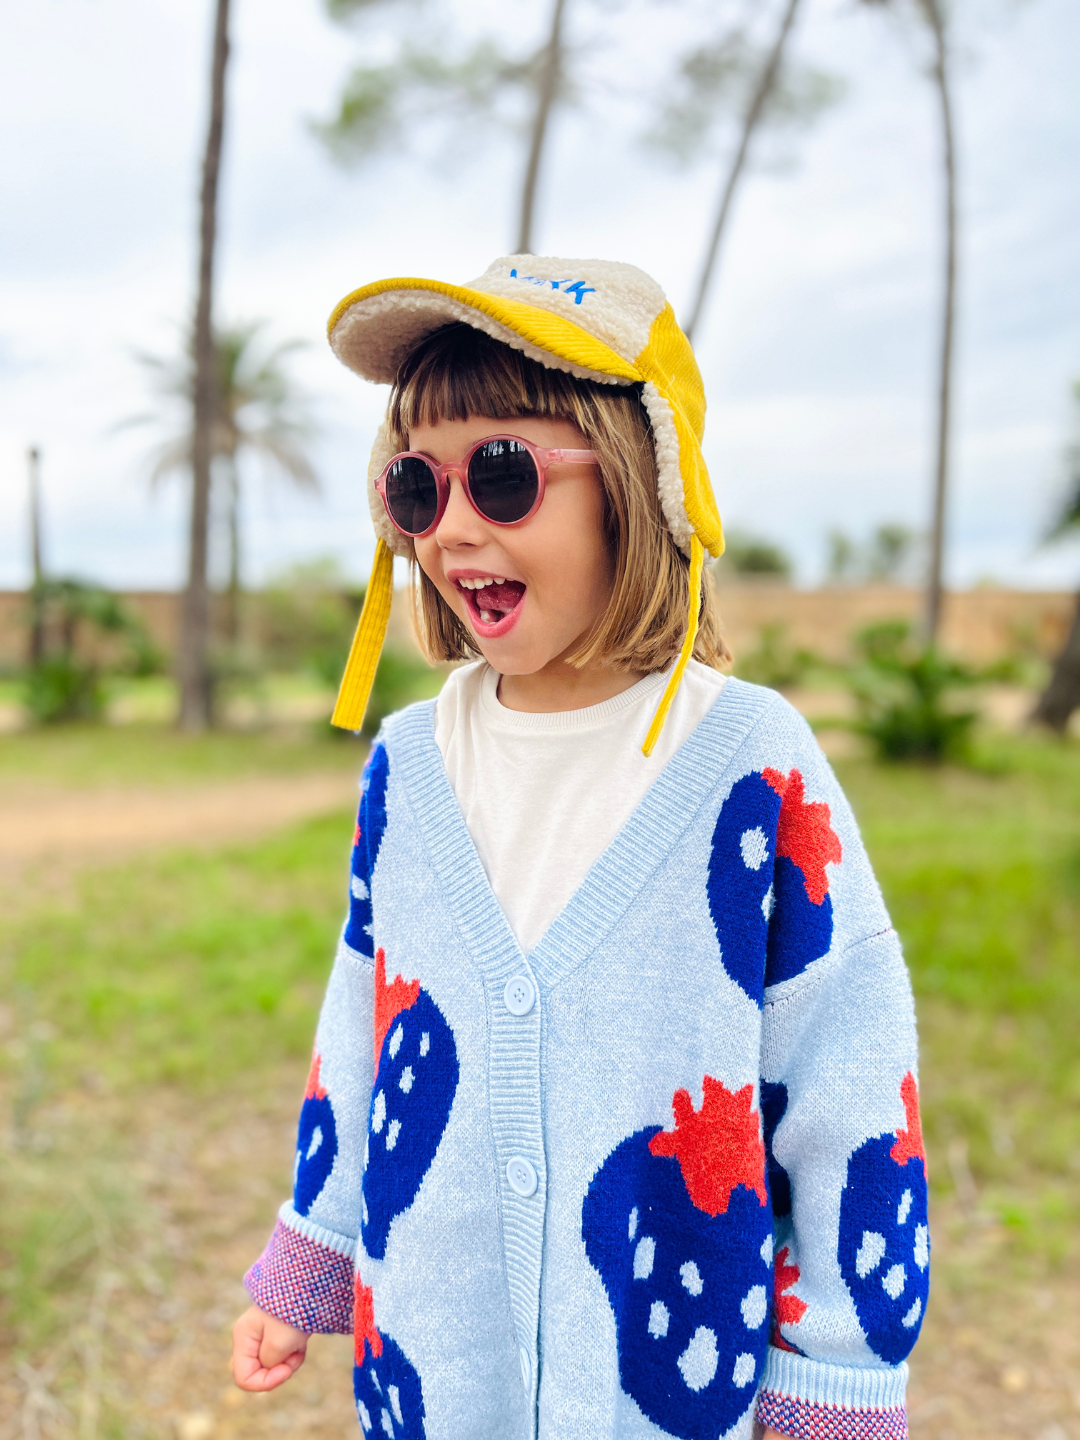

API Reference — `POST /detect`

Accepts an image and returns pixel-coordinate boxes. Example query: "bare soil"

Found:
[0,773,359,868]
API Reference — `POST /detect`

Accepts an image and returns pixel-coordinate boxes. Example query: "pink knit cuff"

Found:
[244,1219,355,1334]
[756,1389,908,1439]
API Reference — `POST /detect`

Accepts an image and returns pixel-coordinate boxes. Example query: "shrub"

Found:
[848,621,979,763]
[732,622,816,690]
[23,580,161,725]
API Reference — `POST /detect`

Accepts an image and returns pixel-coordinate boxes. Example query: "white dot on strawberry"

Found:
[914,1224,929,1269]
[371,1091,386,1134]
[855,1230,886,1278]
[389,1025,403,1060]
[633,1236,655,1280]
[897,1188,912,1224]
[740,1285,768,1329]
[628,1207,638,1241]
[399,1066,414,1094]
[760,1233,773,1265]
[678,1327,719,1391]
[740,827,769,870]
[902,1296,923,1328]
[680,1261,703,1296]
[386,1119,401,1151]
[648,1301,669,1338]
[732,1352,756,1388]
[882,1263,906,1299]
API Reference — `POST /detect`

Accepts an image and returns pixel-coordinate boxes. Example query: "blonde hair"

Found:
[386,323,730,672]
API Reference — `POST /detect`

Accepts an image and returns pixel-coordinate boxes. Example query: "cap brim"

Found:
[328,277,642,388]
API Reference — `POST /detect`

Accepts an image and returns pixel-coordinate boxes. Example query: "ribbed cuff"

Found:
[757,1349,908,1439]
[244,1212,356,1334]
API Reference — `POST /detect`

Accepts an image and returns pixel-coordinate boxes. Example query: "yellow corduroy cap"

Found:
[327,255,724,753]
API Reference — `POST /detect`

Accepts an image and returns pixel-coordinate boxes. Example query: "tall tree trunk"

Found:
[684,0,802,343]
[225,458,241,648]
[27,446,45,666]
[178,0,231,730]
[921,0,956,646]
[1032,590,1080,732]
[515,0,567,255]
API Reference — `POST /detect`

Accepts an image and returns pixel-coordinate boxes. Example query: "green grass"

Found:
[5,811,354,1094]
[1,727,1078,1363]
[0,717,365,787]
[836,736,1080,1262]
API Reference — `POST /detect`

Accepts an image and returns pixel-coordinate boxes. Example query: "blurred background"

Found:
[1,1,1078,1437]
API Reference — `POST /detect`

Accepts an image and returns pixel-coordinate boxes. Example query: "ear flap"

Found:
[331,539,396,732]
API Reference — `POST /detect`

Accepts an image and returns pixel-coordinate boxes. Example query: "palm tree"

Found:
[317,0,572,255]
[1033,379,1080,732]
[181,0,232,731]
[862,0,957,644]
[130,321,318,649]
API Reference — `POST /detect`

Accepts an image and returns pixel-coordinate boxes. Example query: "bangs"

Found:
[388,322,622,436]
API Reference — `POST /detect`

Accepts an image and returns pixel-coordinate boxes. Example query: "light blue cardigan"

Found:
[247,680,927,1440]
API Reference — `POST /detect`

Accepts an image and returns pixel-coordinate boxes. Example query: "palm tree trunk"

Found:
[226,458,241,647]
[1032,590,1080,732]
[178,0,230,730]
[921,0,956,646]
[515,0,567,255]
[684,0,802,343]
[27,446,45,665]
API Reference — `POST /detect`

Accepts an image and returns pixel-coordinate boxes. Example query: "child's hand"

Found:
[231,1304,309,1391]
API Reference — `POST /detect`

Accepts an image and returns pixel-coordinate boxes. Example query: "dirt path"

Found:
[0,773,359,866]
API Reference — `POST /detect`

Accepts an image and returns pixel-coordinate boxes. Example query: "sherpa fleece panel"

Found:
[246,678,927,1440]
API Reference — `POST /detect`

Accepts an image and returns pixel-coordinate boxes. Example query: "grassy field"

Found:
[0,722,1078,1437]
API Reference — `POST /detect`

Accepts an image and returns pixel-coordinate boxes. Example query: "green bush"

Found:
[23,579,161,724]
[848,621,979,762]
[732,622,817,690]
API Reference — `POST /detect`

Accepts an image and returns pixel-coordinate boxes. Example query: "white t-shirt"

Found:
[434,660,727,954]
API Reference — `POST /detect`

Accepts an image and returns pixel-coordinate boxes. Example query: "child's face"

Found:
[410,414,614,677]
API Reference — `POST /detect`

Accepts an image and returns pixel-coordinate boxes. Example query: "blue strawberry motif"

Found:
[838,1073,930,1363]
[582,1079,774,1440]
[293,1051,338,1217]
[708,768,841,1004]
[362,950,459,1260]
[346,742,390,958]
[353,1276,426,1439]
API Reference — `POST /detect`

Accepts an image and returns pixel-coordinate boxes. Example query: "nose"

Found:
[433,469,483,549]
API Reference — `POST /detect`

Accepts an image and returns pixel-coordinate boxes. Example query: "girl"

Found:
[232,257,927,1440]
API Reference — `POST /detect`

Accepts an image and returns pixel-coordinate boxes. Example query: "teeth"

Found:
[459,577,499,589]
[495,577,505,585]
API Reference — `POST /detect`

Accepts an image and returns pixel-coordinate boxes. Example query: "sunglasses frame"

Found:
[374,433,599,539]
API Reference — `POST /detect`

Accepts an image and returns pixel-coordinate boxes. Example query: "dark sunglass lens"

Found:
[385,457,438,534]
[468,440,539,524]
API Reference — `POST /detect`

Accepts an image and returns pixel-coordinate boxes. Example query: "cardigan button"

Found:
[506,1156,538,1197]
[503,975,536,1016]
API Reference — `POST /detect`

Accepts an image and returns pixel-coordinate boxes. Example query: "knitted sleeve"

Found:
[244,741,389,1333]
[753,719,927,1439]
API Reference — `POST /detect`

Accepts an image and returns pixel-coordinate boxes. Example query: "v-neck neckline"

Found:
[385,677,774,992]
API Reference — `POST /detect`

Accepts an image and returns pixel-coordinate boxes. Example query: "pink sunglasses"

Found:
[375,433,598,538]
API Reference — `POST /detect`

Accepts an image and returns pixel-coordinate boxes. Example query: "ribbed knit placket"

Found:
[390,703,549,1431]
[385,681,773,1434]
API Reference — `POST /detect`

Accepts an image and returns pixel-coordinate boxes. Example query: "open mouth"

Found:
[455,575,527,636]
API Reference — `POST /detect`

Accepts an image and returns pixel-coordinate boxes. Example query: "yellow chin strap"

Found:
[331,538,396,732]
[331,533,705,752]
[641,534,704,759]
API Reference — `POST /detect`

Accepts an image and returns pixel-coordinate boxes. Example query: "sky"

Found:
[2,0,1078,591]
